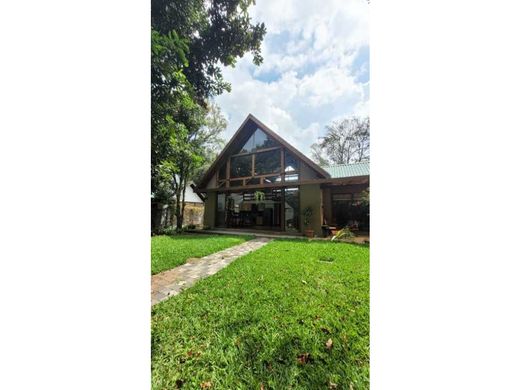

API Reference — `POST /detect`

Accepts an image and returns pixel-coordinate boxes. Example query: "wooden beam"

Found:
[199,176,369,193]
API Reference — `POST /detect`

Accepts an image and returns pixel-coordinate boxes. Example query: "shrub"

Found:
[331,227,354,241]
[157,226,176,236]
[302,206,313,229]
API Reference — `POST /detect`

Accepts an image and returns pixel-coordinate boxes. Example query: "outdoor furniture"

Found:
[321,225,338,237]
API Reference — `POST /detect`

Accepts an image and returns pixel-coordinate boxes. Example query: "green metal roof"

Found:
[325,161,370,179]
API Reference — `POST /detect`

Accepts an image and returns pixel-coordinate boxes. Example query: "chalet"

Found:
[194,114,369,237]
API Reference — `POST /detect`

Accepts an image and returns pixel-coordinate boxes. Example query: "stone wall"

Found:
[151,202,205,231]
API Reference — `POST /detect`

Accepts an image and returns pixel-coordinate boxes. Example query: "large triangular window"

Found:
[239,128,280,154]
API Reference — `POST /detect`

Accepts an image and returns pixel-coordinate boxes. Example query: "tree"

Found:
[311,117,370,166]
[310,143,330,167]
[151,0,265,231]
[192,101,227,185]
[172,101,227,230]
[151,0,266,101]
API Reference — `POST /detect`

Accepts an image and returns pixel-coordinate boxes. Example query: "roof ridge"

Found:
[327,161,370,167]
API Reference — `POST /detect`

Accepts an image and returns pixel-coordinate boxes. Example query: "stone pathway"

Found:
[151,237,272,306]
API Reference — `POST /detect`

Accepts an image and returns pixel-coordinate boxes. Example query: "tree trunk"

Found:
[175,186,183,229]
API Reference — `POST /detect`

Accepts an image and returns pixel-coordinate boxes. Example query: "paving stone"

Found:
[151,237,272,306]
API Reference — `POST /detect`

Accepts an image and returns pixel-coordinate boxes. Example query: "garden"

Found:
[151,238,369,389]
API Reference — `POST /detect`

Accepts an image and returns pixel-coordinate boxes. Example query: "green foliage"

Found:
[311,117,370,166]
[156,226,177,236]
[151,234,253,274]
[303,206,313,228]
[152,0,266,99]
[360,188,370,207]
[254,190,265,203]
[152,240,370,389]
[151,0,266,229]
[331,227,355,241]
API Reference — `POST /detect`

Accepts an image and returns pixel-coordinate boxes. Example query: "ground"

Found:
[151,238,369,389]
[151,234,253,275]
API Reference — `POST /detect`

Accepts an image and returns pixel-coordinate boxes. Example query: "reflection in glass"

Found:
[239,128,279,153]
[230,155,252,178]
[255,149,281,175]
[263,175,282,184]
[284,187,299,231]
[246,177,261,185]
[216,192,226,227]
[284,150,299,172]
[218,164,227,180]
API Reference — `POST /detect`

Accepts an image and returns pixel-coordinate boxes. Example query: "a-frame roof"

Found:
[197,113,330,189]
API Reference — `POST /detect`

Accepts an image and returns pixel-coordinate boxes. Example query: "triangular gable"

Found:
[197,113,330,189]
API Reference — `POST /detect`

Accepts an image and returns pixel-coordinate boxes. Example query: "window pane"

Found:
[263,175,282,184]
[216,193,226,226]
[218,164,227,180]
[239,128,280,154]
[245,177,261,185]
[240,134,255,153]
[285,174,299,182]
[230,180,243,187]
[255,149,281,175]
[230,155,252,178]
[284,150,299,172]
[332,193,352,201]
[253,129,279,150]
[284,187,299,231]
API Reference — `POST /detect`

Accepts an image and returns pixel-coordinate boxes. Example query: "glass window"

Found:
[263,175,282,184]
[255,149,281,175]
[284,187,299,232]
[218,164,227,180]
[230,180,243,187]
[284,150,299,172]
[230,155,252,178]
[332,193,352,201]
[216,193,226,227]
[285,174,299,182]
[239,128,280,154]
[245,177,261,185]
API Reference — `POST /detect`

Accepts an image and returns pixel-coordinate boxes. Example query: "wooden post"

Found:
[226,158,230,188]
[280,148,285,182]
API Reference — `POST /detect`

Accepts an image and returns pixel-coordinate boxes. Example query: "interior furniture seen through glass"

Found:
[215,187,300,232]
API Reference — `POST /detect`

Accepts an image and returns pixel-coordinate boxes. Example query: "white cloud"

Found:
[214,0,369,157]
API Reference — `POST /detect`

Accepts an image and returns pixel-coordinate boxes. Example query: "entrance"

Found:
[216,187,300,232]
[216,189,282,230]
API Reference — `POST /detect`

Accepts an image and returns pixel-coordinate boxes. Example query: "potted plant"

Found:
[302,206,314,238]
[254,190,265,203]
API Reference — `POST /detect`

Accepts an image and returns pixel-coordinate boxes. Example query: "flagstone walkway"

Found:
[151,237,272,306]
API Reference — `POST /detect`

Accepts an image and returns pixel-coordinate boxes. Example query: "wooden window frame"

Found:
[219,147,301,189]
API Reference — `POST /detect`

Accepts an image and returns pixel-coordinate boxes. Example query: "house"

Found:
[151,181,205,231]
[194,114,369,237]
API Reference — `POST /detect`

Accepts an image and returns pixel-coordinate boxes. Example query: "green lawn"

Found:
[152,239,369,389]
[151,234,253,275]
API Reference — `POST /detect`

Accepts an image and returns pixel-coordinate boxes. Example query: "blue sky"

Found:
[214,0,369,156]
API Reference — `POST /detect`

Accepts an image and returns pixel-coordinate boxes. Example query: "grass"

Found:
[151,234,253,275]
[152,239,369,389]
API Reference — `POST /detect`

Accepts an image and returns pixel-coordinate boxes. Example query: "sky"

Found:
[214,0,369,157]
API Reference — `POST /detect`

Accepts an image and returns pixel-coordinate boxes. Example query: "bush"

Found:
[156,226,176,236]
[331,227,354,241]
